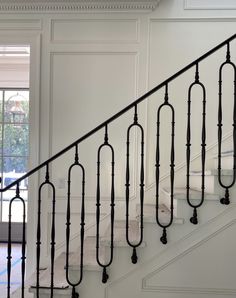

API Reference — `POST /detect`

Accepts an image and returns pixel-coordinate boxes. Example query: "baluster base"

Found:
[160,228,167,245]
[131,247,138,264]
[102,267,109,284]
[72,287,79,298]
[190,208,198,225]
[220,189,230,205]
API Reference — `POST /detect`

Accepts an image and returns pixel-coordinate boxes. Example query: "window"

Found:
[0,89,29,223]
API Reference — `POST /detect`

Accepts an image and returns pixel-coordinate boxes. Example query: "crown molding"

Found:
[0,0,161,13]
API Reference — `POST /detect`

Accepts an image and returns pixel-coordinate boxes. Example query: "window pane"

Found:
[4,90,29,124]
[2,188,28,222]
[3,124,29,156]
[0,125,2,155]
[0,88,29,224]
[0,90,3,122]
[2,199,28,222]
[3,157,28,181]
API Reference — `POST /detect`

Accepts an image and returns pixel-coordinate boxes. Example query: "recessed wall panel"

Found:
[51,19,139,43]
[50,52,138,199]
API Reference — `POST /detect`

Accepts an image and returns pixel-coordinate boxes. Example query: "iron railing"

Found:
[4,33,236,298]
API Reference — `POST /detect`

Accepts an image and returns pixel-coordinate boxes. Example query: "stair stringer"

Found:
[104,204,236,298]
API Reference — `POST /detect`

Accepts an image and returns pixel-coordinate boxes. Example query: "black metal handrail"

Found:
[1,33,236,193]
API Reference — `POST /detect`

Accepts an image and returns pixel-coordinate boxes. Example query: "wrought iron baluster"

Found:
[218,42,236,205]
[186,63,207,224]
[125,105,144,264]
[7,183,26,298]
[66,145,85,298]
[156,85,175,244]
[7,201,12,298]
[96,125,115,283]
[37,164,56,298]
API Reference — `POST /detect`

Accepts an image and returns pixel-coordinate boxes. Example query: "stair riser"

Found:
[172,199,223,220]
[214,156,234,170]
[190,175,233,194]
[30,290,71,298]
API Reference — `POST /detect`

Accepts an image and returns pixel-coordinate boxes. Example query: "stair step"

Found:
[136,203,184,224]
[212,150,233,158]
[68,236,104,272]
[213,150,234,170]
[189,168,233,193]
[30,253,69,289]
[162,187,220,201]
[29,286,71,295]
[190,169,232,176]
[102,219,145,247]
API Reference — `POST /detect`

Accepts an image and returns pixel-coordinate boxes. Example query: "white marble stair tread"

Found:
[162,187,220,200]
[102,220,145,247]
[68,236,105,271]
[12,271,37,298]
[212,150,233,158]
[30,253,69,289]
[190,169,232,176]
[136,203,184,224]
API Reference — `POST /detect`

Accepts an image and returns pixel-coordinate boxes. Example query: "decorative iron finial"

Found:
[160,228,167,245]
[220,188,230,205]
[190,207,198,225]
[72,286,79,298]
[131,247,138,264]
[102,267,109,283]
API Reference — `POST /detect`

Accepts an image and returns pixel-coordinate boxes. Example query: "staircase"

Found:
[4,34,236,298]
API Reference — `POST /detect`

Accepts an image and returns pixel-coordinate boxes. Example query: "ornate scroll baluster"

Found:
[218,42,236,205]
[125,105,144,264]
[186,63,207,224]
[156,85,175,244]
[7,183,26,298]
[37,164,56,298]
[96,125,115,283]
[66,145,85,298]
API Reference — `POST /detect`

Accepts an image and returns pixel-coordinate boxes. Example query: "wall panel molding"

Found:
[49,51,139,200]
[142,208,236,294]
[150,17,236,22]
[0,0,160,13]
[184,0,236,10]
[0,19,41,30]
[51,19,139,44]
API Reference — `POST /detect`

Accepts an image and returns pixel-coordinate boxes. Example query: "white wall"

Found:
[0,0,235,276]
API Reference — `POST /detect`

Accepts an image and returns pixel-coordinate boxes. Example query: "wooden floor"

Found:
[0,244,22,298]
